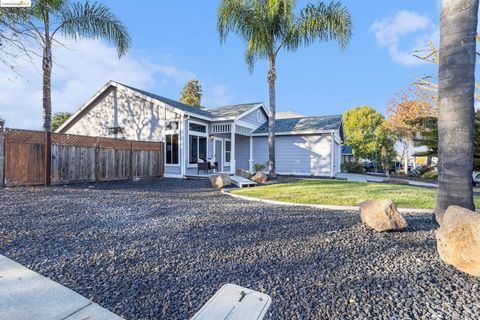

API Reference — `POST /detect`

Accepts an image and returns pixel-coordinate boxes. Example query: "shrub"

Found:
[421,170,438,179]
[341,162,364,173]
[254,163,266,173]
[418,165,435,175]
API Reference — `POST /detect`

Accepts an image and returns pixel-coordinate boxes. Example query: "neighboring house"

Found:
[341,146,354,164]
[276,111,305,119]
[57,81,343,178]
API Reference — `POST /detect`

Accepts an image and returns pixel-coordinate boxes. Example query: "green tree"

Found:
[343,106,387,161]
[179,79,203,108]
[435,0,478,223]
[1,1,130,132]
[51,111,72,131]
[217,0,352,176]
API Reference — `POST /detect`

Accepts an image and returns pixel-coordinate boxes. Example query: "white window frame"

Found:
[187,120,209,168]
[224,138,231,166]
[164,120,180,167]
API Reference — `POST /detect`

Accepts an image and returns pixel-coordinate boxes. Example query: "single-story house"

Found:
[341,146,354,164]
[57,81,344,178]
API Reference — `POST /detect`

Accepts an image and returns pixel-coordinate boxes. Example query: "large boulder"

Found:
[210,174,231,189]
[436,206,480,277]
[235,168,252,179]
[359,200,408,232]
[251,171,268,184]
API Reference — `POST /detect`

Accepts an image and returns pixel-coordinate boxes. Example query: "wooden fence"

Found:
[2,129,164,187]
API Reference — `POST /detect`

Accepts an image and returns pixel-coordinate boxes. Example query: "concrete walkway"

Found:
[0,254,123,320]
[336,172,438,188]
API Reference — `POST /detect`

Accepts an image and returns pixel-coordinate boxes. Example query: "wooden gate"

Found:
[3,129,164,187]
[4,130,46,186]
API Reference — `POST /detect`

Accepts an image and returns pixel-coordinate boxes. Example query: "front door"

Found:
[214,139,223,172]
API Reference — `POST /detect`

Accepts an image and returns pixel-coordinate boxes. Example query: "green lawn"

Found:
[231,179,480,209]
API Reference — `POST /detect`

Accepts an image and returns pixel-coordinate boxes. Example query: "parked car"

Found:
[473,171,480,186]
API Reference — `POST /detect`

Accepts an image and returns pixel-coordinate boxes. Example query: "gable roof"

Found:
[120,83,214,118]
[253,115,343,135]
[57,81,267,132]
[207,103,263,119]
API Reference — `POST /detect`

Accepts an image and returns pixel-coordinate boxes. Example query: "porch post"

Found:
[180,114,186,177]
[230,123,236,175]
[249,135,253,172]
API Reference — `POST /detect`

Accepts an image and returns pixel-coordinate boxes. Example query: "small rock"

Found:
[436,205,480,277]
[359,200,407,232]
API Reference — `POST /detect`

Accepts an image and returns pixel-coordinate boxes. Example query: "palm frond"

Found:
[287,1,352,51]
[56,1,130,57]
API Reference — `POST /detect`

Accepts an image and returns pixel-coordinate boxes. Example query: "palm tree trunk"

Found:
[267,53,276,177]
[42,11,52,132]
[435,0,478,223]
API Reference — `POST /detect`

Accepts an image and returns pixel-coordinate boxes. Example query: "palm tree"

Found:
[217,0,352,176]
[6,0,130,132]
[435,0,478,223]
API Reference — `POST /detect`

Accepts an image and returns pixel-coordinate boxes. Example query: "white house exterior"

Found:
[57,81,343,178]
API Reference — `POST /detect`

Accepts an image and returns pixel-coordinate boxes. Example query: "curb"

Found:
[221,189,434,214]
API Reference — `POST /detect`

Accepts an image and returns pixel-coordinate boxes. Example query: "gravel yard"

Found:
[1,179,479,319]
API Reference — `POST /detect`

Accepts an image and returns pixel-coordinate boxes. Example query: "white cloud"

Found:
[370,10,437,66]
[0,37,196,129]
[204,84,233,107]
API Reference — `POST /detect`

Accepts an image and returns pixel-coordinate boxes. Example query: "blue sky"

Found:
[1,0,441,129]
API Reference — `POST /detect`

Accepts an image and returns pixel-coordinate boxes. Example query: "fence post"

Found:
[130,140,134,180]
[44,131,52,186]
[0,119,4,187]
[95,137,100,183]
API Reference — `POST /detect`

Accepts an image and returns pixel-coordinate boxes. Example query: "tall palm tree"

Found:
[435,0,478,223]
[5,0,130,132]
[217,0,352,176]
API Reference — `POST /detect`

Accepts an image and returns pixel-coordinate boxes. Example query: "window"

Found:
[166,134,179,165]
[189,135,207,164]
[166,121,179,131]
[189,122,206,133]
[225,140,231,163]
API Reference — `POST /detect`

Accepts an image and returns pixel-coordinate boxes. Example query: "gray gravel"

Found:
[1,179,479,319]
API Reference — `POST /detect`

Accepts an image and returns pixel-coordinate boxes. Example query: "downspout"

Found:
[181,115,190,178]
[113,88,118,138]
[330,132,335,178]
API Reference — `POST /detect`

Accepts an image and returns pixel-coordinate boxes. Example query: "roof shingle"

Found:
[253,115,342,134]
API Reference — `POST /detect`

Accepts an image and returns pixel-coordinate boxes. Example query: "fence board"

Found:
[3,129,164,187]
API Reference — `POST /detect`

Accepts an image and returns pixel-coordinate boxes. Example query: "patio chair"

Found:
[198,162,209,175]
[209,161,219,173]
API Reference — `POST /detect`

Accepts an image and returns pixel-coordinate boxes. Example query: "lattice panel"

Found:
[5,129,45,144]
[132,141,163,151]
[98,137,132,150]
[51,133,97,148]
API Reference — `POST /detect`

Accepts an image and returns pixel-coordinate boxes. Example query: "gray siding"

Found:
[253,134,333,176]
[235,135,250,170]
[238,108,267,129]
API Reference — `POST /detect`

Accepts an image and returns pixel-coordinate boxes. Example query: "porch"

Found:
[183,121,256,177]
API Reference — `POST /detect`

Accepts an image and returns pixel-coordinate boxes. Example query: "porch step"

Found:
[231,175,257,188]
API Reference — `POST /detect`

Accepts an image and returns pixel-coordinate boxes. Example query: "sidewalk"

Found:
[0,254,123,320]
[336,173,438,188]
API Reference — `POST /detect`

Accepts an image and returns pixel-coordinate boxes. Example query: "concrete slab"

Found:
[65,303,123,320]
[191,284,271,320]
[0,254,122,320]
